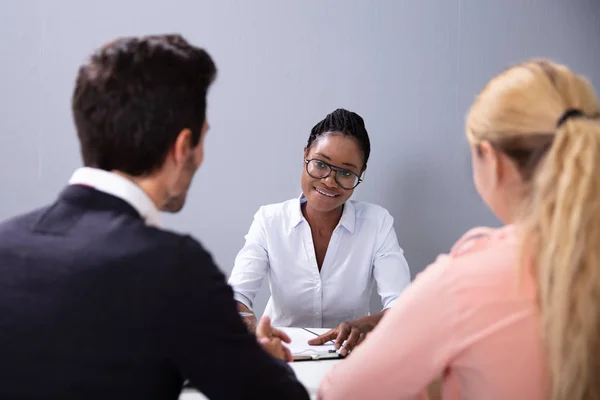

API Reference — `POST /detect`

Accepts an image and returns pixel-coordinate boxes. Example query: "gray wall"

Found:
[1,0,599,316]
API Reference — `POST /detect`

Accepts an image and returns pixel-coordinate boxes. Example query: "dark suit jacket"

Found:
[0,185,308,400]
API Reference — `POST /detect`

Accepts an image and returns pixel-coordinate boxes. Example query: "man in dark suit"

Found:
[0,34,308,400]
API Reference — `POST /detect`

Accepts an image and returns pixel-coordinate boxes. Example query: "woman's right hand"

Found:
[255,316,293,362]
[236,302,258,332]
[241,314,258,332]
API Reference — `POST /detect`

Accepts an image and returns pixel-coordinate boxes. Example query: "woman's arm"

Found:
[372,211,411,309]
[236,301,257,332]
[317,255,461,400]
[228,208,270,330]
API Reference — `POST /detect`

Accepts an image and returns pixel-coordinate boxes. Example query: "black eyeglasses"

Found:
[305,159,363,190]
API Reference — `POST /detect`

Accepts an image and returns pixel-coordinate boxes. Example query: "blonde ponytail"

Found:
[525,116,600,400]
[466,59,600,400]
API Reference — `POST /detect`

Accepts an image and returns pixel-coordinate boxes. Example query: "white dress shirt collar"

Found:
[69,167,162,228]
[291,194,356,234]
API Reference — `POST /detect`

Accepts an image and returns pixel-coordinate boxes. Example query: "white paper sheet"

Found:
[279,327,336,355]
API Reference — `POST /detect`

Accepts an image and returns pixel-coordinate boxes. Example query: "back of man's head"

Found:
[72,34,217,176]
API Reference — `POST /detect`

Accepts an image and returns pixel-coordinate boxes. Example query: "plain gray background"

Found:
[1,0,599,316]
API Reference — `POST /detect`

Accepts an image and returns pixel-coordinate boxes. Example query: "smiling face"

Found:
[301,133,365,213]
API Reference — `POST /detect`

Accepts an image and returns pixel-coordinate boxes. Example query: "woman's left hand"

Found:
[307,311,388,356]
[306,321,366,356]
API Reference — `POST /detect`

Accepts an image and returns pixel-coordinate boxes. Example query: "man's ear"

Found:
[171,128,193,166]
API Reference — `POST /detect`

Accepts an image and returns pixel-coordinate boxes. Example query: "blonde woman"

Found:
[317,59,600,400]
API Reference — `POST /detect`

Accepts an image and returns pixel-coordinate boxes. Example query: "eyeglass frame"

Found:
[304,158,364,190]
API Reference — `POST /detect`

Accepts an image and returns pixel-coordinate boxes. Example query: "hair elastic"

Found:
[556,108,585,128]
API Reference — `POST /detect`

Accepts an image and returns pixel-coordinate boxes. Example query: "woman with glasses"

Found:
[228,108,411,356]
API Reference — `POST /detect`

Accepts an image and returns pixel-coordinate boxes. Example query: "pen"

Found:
[302,327,336,345]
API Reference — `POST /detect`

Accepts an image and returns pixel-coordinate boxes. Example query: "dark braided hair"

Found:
[306,108,371,170]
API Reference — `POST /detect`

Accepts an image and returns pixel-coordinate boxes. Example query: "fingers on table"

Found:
[339,329,361,356]
[334,324,351,350]
[307,329,337,345]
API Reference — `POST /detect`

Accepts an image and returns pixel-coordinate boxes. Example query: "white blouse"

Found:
[228,196,411,328]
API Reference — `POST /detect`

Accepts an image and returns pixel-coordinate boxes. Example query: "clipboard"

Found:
[279,327,344,362]
[292,349,344,362]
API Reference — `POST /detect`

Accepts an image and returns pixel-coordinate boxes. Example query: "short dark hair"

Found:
[306,108,371,169]
[72,34,217,176]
